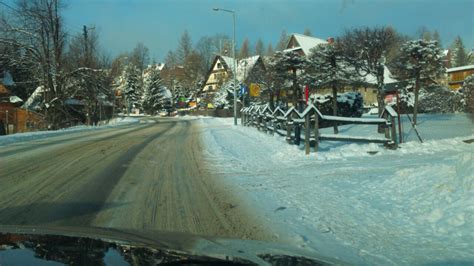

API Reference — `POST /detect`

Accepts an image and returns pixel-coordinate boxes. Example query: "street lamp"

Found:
[213,7,237,126]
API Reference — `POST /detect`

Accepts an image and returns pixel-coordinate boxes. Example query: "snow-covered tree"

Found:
[393,39,444,125]
[451,36,468,67]
[305,42,360,133]
[340,27,398,117]
[142,66,170,114]
[268,51,308,107]
[212,80,235,109]
[123,64,142,114]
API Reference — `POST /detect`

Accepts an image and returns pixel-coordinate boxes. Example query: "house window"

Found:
[214,73,217,79]
[217,63,222,69]
[208,85,213,91]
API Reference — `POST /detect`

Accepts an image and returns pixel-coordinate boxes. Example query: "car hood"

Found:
[0,225,346,265]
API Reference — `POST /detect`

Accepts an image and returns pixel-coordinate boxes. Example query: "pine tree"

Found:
[451,36,468,67]
[177,30,192,65]
[266,43,274,55]
[123,64,142,114]
[268,51,308,106]
[306,42,360,133]
[143,65,167,114]
[276,30,288,51]
[164,50,178,67]
[239,38,250,59]
[255,38,264,56]
[433,30,442,47]
[393,39,444,125]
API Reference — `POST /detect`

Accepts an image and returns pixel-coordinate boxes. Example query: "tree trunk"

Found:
[332,83,339,134]
[413,76,420,125]
[292,68,298,107]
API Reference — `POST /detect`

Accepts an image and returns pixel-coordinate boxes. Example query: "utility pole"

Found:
[83,25,89,67]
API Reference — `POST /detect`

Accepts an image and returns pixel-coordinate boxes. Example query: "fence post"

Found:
[384,113,390,139]
[305,112,310,155]
[272,116,277,136]
[5,110,9,135]
[390,115,398,146]
[314,113,319,152]
[286,116,293,144]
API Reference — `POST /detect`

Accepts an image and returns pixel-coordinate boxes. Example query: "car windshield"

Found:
[0,0,473,265]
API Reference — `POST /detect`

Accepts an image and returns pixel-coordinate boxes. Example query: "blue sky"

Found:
[37,0,474,61]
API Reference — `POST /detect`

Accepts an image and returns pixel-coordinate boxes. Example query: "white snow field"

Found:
[198,114,473,265]
[0,116,139,146]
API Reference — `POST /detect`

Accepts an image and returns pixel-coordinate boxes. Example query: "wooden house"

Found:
[446,65,474,90]
[200,55,266,101]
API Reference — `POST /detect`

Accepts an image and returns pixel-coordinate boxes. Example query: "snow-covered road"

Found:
[198,114,474,265]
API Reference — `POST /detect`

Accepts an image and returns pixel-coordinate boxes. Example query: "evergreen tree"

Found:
[177,30,192,64]
[276,29,288,51]
[433,30,442,47]
[143,65,167,114]
[303,28,312,36]
[268,51,308,106]
[239,38,250,58]
[266,43,274,55]
[255,38,264,56]
[123,64,142,114]
[306,42,360,133]
[393,39,444,125]
[451,36,468,67]
[164,50,178,67]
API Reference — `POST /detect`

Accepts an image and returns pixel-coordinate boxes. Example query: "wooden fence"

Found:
[241,104,400,155]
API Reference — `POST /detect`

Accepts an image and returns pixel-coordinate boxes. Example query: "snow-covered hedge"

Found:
[419,86,465,113]
[396,85,465,114]
[462,75,474,113]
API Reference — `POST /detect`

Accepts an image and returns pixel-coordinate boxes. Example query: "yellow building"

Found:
[446,65,474,90]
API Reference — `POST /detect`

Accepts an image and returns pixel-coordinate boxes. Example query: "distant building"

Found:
[201,54,265,96]
[0,82,44,134]
[446,64,474,90]
[284,33,327,56]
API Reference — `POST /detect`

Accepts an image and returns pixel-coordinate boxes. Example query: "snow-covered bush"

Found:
[462,75,474,113]
[310,91,363,117]
[419,85,465,113]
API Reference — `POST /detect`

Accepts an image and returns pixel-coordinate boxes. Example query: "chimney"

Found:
[327,37,334,44]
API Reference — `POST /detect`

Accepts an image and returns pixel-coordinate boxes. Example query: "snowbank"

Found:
[198,114,474,265]
[0,117,139,146]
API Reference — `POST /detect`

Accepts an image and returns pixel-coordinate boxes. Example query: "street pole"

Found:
[232,11,237,125]
[213,7,237,125]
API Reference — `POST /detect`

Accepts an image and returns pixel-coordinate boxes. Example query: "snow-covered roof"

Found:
[236,55,260,82]
[220,56,236,71]
[284,33,327,55]
[9,96,23,103]
[446,64,474,73]
[22,86,45,110]
[363,66,398,84]
[442,49,450,57]
[219,55,262,83]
